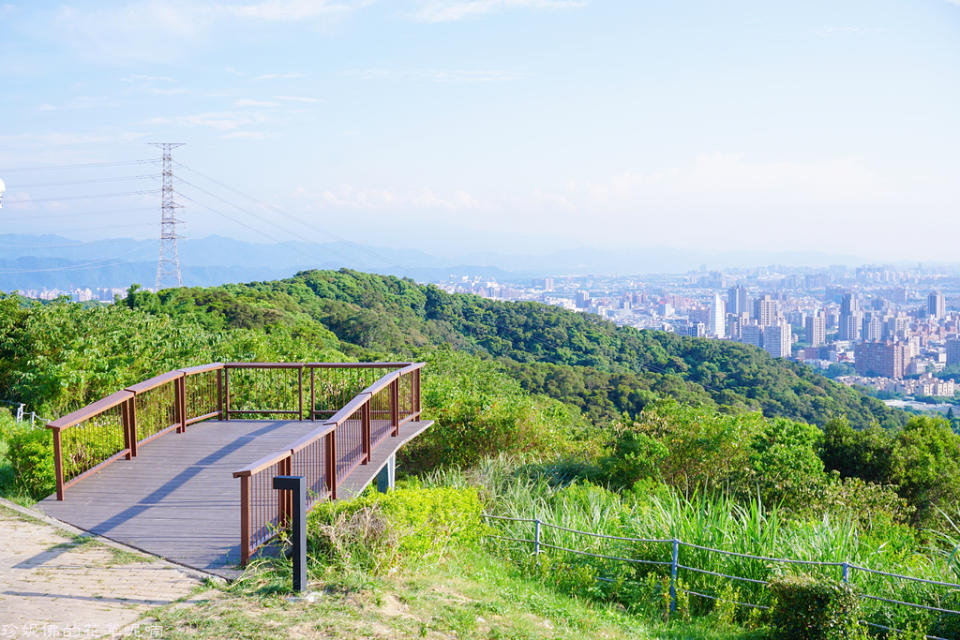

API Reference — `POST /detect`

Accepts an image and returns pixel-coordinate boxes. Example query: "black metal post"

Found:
[273,475,307,593]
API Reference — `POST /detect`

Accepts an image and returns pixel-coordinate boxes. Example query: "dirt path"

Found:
[0,500,207,638]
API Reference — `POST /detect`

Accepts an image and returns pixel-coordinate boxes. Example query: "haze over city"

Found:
[2,0,959,260]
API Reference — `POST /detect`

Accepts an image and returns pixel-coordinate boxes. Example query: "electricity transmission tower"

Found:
[150,142,185,289]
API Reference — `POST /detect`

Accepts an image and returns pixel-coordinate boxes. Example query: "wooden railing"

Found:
[232,362,423,563]
[46,362,422,504]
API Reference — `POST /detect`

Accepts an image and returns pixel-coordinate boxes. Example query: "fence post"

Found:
[361,402,371,464]
[390,378,400,436]
[216,368,224,418]
[174,375,185,433]
[297,366,304,421]
[127,397,138,457]
[52,427,65,501]
[842,561,849,584]
[534,518,541,563]
[239,475,250,565]
[223,367,230,421]
[309,367,315,421]
[326,430,337,500]
[670,538,679,615]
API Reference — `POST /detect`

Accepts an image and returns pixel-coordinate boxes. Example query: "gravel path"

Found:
[0,500,207,639]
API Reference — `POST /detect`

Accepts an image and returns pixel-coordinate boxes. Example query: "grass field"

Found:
[151,549,771,640]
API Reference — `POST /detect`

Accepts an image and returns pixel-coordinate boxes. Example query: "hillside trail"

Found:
[0,499,210,639]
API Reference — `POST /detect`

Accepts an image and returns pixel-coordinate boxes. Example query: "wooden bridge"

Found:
[35,362,432,578]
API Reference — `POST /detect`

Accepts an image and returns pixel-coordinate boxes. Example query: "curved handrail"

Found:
[230,361,425,563]
[46,361,421,501]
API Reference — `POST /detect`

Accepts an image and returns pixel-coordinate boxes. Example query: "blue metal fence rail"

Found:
[483,514,960,640]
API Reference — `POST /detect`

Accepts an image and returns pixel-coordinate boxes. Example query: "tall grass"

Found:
[425,457,960,636]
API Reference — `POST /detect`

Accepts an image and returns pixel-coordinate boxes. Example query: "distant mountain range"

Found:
[0,233,869,292]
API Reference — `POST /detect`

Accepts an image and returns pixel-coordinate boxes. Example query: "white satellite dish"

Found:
[0,178,5,208]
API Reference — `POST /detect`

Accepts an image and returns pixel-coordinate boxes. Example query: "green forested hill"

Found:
[112,269,904,430]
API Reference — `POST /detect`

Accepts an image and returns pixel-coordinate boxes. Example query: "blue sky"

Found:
[1,0,958,260]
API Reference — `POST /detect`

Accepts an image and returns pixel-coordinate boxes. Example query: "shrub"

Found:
[768,574,862,640]
[307,484,483,574]
[1,421,55,499]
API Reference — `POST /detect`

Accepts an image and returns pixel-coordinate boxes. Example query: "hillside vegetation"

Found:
[2,270,959,638]
[117,269,903,429]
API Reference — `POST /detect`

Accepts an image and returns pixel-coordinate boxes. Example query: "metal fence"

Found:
[483,514,960,640]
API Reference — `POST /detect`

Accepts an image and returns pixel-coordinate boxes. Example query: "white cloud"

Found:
[145,111,265,130]
[48,1,370,63]
[255,72,306,80]
[221,130,268,139]
[412,0,586,23]
[120,74,175,83]
[224,0,373,21]
[297,184,483,211]
[275,95,324,103]
[234,99,281,107]
[345,68,527,82]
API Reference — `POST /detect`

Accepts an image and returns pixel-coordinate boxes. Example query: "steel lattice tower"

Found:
[150,142,185,289]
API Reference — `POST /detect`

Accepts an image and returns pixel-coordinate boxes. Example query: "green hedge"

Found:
[769,574,862,640]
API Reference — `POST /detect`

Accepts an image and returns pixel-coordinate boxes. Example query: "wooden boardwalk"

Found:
[37,419,433,579]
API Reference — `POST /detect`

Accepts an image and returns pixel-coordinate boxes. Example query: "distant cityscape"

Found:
[434,264,960,405]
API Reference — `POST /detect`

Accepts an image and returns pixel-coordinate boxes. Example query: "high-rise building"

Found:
[740,325,764,349]
[928,291,946,319]
[946,338,960,366]
[839,293,861,341]
[753,295,779,327]
[576,290,591,308]
[805,311,826,347]
[854,341,908,379]
[727,285,747,315]
[862,313,883,342]
[763,323,792,358]
[710,293,725,338]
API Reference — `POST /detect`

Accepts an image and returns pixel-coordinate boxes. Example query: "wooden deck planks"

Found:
[36,418,433,579]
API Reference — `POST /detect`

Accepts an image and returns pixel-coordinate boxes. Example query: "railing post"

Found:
[174,374,185,433]
[390,378,399,436]
[414,368,421,416]
[326,430,337,499]
[52,427,65,501]
[297,366,304,421]
[128,397,138,457]
[216,368,224,418]
[534,518,541,563]
[240,475,250,565]
[309,367,315,421]
[670,538,679,615]
[279,455,292,528]
[121,400,133,460]
[361,402,371,464]
[223,366,230,421]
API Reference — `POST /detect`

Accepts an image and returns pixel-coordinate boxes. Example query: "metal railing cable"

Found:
[482,513,960,639]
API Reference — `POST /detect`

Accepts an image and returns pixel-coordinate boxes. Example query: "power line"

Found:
[10,174,161,189]
[173,161,398,268]
[5,189,160,204]
[0,207,156,223]
[0,159,159,172]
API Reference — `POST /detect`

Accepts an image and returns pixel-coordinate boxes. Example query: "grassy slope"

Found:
[152,550,768,640]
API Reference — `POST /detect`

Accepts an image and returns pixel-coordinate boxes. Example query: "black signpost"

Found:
[273,475,307,593]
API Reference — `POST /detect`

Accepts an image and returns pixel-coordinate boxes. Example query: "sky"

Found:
[1,0,959,261]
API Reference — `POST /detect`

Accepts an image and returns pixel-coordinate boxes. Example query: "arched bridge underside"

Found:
[36,363,432,579]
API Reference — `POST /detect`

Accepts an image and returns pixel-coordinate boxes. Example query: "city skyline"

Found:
[1,1,959,260]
